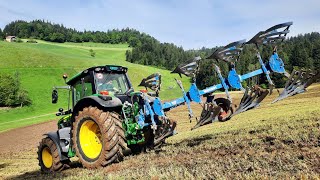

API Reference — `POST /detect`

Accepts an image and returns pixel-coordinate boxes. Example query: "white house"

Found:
[5,36,16,42]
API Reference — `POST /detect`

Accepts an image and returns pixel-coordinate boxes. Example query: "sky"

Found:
[0,0,319,49]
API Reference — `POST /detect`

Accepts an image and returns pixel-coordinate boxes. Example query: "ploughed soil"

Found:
[0,120,56,154]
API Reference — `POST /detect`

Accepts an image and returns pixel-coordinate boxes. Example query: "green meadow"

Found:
[0,40,190,132]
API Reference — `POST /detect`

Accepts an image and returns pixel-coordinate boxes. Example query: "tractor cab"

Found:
[66,65,133,105]
[52,65,134,110]
[51,65,134,128]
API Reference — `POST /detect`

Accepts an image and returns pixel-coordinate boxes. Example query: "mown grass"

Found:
[0,40,189,132]
[1,84,319,179]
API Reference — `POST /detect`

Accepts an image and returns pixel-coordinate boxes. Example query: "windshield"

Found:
[94,72,129,94]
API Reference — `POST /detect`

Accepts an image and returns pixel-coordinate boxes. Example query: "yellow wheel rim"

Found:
[79,119,102,159]
[42,147,53,168]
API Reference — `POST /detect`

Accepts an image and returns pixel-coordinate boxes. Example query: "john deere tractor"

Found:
[37,65,175,171]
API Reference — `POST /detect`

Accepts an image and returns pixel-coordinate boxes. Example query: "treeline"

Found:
[1,20,148,45]
[126,41,195,69]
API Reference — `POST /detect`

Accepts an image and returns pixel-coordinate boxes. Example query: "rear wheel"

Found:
[72,106,126,169]
[37,137,68,172]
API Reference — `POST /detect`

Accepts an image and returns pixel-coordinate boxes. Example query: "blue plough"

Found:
[136,22,320,145]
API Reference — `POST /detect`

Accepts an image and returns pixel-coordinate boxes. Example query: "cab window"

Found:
[73,75,93,102]
[94,73,129,94]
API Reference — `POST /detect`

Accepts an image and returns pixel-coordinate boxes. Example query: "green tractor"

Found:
[37,65,173,171]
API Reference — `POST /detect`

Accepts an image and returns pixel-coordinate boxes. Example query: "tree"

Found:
[312,41,320,70]
[125,50,132,62]
[50,32,65,43]
[0,28,3,39]
[290,43,311,68]
[71,33,82,42]
[0,73,32,107]
[128,36,140,47]
[16,89,32,107]
[89,49,96,57]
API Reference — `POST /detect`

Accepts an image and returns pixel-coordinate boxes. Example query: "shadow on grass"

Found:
[7,162,82,180]
[167,134,215,148]
[8,170,62,180]
[0,163,9,169]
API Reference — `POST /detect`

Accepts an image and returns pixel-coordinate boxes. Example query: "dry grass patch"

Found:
[1,84,320,179]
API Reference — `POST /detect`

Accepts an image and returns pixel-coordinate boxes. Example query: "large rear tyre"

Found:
[37,137,68,172]
[72,106,126,169]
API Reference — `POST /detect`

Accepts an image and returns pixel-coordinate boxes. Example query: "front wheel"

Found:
[37,137,68,172]
[72,107,126,169]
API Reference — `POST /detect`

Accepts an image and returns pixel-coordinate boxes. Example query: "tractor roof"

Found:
[66,65,128,85]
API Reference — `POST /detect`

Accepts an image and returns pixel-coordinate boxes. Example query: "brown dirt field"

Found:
[0,120,56,154]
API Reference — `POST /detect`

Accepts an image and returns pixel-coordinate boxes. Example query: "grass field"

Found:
[0,40,190,132]
[0,84,319,179]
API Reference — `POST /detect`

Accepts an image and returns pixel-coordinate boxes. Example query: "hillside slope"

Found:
[0,40,190,132]
[0,84,319,179]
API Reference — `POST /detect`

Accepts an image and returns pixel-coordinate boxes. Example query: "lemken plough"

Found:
[139,22,319,130]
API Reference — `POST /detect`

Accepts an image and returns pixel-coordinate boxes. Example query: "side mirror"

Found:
[52,89,58,104]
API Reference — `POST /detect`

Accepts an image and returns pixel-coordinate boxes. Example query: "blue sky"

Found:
[0,0,319,49]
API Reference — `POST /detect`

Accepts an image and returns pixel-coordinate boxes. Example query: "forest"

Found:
[1,20,319,89]
[1,20,148,45]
